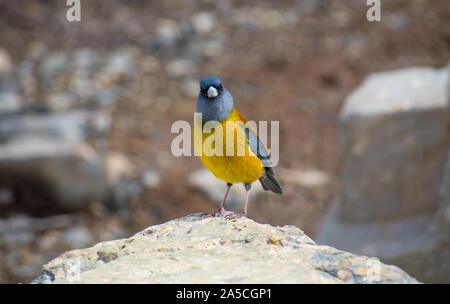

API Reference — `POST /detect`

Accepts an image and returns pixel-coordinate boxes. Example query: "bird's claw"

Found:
[224,212,246,221]
[209,208,246,220]
[211,207,227,217]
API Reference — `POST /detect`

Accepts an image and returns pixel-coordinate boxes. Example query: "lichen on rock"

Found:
[32,213,419,284]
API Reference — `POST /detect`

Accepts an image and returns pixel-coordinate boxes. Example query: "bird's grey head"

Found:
[197,76,233,121]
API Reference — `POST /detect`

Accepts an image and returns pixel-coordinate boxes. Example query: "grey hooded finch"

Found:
[194,76,282,217]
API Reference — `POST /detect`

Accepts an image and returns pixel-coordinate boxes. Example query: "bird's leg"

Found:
[243,187,250,216]
[243,183,251,216]
[225,183,251,220]
[212,183,232,216]
[217,183,232,213]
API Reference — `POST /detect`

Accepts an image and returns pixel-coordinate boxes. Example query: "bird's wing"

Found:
[236,111,282,193]
[236,112,273,171]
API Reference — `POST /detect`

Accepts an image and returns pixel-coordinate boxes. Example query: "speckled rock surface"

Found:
[317,66,450,283]
[33,213,418,284]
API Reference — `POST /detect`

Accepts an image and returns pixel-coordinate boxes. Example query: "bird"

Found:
[194,76,282,218]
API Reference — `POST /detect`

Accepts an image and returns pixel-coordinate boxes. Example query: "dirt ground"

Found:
[0,0,449,283]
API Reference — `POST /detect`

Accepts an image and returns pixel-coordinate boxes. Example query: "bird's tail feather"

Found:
[259,169,283,194]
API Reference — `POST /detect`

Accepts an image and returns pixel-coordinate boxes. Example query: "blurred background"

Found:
[0,0,449,283]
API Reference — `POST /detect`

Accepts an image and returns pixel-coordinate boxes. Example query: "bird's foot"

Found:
[210,207,228,217]
[224,212,246,221]
[209,208,245,220]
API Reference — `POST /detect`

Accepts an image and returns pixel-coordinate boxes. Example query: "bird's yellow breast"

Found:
[194,108,263,184]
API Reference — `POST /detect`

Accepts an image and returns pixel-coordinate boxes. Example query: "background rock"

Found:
[0,111,134,211]
[317,66,450,283]
[32,213,418,284]
[279,168,331,188]
[187,168,265,209]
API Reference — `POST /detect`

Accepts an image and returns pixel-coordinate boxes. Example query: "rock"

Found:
[0,111,133,210]
[0,48,13,74]
[0,92,21,115]
[27,41,48,61]
[384,13,410,32]
[72,48,97,71]
[104,50,134,77]
[0,214,74,233]
[104,152,137,209]
[39,52,68,88]
[93,89,118,106]
[17,61,37,99]
[166,59,194,77]
[188,34,227,58]
[187,169,264,208]
[438,151,450,229]
[0,187,14,207]
[191,12,216,34]
[93,49,135,88]
[0,111,92,158]
[340,67,448,118]
[61,226,94,248]
[335,66,448,221]
[279,168,331,187]
[297,0,322,16]
[233,8,288,30]
[181,79,199,98]
[317,66,450,283]
[46,92,78,111]
[141,169,160,189]
[69,70,95,101]
[145,18,181,50]
[32,213,418,284]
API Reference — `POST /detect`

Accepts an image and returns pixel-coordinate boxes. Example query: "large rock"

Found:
[32,213,418,284]
[317,66,450,283]
[0,111,134,210]
[437,151,450,238]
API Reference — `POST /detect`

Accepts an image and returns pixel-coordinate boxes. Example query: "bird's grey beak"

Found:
[207,86,218,98]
